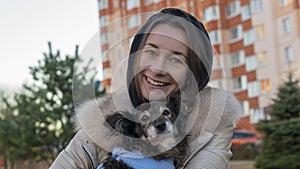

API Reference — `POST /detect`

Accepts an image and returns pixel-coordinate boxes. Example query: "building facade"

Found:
[98,0,300,124]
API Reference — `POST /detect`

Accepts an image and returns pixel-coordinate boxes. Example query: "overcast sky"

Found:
[0,0,100,89]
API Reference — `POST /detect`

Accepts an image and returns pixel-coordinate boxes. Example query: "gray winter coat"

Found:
[50,87,242,169]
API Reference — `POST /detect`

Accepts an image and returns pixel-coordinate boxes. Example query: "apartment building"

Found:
[98,0,300,124]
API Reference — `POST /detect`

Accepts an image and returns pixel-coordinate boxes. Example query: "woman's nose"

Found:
[149,67,167,75]
[149,52,170,74]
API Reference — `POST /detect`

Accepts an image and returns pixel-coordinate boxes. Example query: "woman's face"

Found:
[137,24,189,100]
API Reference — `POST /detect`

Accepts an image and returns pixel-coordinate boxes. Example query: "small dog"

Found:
[102,99,188,169]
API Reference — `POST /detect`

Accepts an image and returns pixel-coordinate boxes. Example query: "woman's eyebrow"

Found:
[172,51,187,58]
[144,43,159,48]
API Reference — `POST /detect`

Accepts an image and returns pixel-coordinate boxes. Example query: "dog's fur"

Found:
[102,99,188,169]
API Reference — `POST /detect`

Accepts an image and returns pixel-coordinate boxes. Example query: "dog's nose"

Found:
[155,120,166,132]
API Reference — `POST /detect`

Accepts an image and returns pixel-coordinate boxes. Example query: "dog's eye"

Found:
[162,110,170,116]
[141,115,149,122]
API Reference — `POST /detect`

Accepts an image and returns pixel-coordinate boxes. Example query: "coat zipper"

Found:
[81,144,95,169]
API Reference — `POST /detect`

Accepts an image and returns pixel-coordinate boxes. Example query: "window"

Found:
[229,25,243,42]
[246,55,258,71]
[231,50,245,66]
[102,51,108,62]
[101,33,109,44]
[248,81,260,98]
[100,15,108,28]
[116,32,121,41]
[99,0,108,10]
[243,28,255,46]
[282,17,292,33]
[261,79,271,93]
[209,79,222,89]
[226,0,240,18]
[241,4,251,21]
[279,0,288,6]
[128,14,141,29]
[257,51,268,65]
[251,0,263,13]
[203,6,220,22]
[233,75,247,90]
[249,108,263,123]
[284,46,293,62]
[212,55,222,69]
[145,0,152,5]
[189,1,194,7]
[102,68,112,80]
[208,30,221,45]
[118,49,123,61]
[145,0,161,5]
[242,101,250,116]
[127,0,140,10]
[255,24,266,40]
[114,0,119,8]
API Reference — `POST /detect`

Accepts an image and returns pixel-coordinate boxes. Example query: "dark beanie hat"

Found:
[160,8,210,40]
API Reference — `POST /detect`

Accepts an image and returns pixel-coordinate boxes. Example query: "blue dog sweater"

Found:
[97,147,175,169]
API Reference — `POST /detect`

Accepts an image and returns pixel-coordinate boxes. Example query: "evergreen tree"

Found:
[0,42,106,167]
[269,74,300,120]
[24,42,105,164]
[0,88,38,168]
[255,73,300,169]
[0,89,20,168]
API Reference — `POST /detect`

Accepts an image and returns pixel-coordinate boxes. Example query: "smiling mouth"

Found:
[145,76,170,87]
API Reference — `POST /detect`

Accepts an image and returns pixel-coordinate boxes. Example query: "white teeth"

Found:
[146,77,167,86]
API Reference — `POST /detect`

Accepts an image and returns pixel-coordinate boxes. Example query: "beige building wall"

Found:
[252,0,279,109]
[252,0,300,113]
[275,1,300,88]
[99,0,300,123]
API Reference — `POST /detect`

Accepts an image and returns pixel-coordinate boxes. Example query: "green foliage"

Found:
[0,90,23,166]
[269,74,300,120]
[231,143,260,160]
[0,42,106,167]
[255,73,300,169]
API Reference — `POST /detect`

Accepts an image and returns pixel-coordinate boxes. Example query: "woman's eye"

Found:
[171,58,182,64]
[169,55,184,64]
[143,49,157,56]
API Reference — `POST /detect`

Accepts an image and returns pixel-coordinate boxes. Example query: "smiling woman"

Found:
[51,8,243,169]
[137,24,189,101]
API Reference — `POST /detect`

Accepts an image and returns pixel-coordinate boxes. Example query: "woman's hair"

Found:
[127,8,213,107]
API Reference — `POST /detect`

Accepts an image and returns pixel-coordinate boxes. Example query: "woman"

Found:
[51,8,242,169]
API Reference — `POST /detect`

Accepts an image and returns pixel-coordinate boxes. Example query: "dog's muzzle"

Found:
[154,120,167,132]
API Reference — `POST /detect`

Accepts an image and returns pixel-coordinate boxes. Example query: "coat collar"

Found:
[74,86,243,156]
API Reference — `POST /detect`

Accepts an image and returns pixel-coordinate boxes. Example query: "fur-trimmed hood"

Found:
[73,86,243,152]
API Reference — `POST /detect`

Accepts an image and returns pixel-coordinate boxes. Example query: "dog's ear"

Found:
[105,112,140,138]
